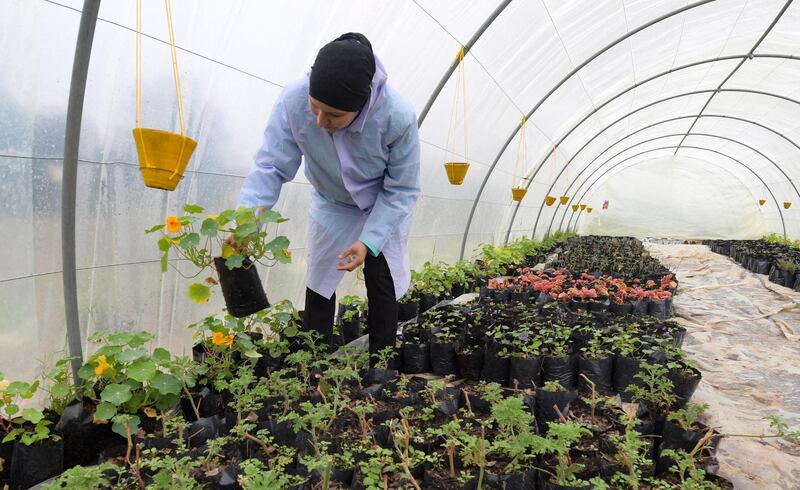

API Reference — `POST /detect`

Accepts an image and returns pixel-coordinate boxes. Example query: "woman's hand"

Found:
[338,241,367,271]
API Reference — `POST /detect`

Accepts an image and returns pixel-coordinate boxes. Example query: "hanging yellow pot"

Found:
[134,129,197,191]
[586,207,593,214]
[134,0,196,191]
[784,201,792,209]
[572,204,579,212]
[580,204,587,210]
[444,162,470,185]
[544,195,557,206]
[758,199,766,206]
[559,196,569,205]
[511,187,527,202]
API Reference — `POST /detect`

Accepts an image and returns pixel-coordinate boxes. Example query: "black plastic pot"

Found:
[180,387,222,421]
[668,365,702,409]
[419,294,438,313]
[655,420,720,475]
[541,353,579,390]
[754,258,772,275]
[459,390,492,415]
[456,347,484,380]
[398,300,419,322]
[451,283,466,298]
[479,287,494,301]
[214,257,269,317]
[508,355,542,389]
[535,389,579,434]
[430,340,459,375]
[188,415,222,448]
[55,398,124,469]
[568,300,589,312]
[511,291,529,304]
[614,356,643,402]
[9,439,64,490]
[402,342,431,374]
[341,317,362,344]
[494,288,511,303]
[778,268,797,288]
[794,274,800,292]
[578,356,614,395]
[481,343,510,385]
[609,301,633,315]
[649,299,668,321]
[631,299,649,317]
[589,299,610,312]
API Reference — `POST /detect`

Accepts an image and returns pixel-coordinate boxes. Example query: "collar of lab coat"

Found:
[346,55,388,134]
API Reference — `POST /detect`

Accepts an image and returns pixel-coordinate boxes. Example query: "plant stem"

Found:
[182,384,201,421]
[243,432,272,458]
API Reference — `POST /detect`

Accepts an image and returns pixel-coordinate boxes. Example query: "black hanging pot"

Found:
[214,257,269,317]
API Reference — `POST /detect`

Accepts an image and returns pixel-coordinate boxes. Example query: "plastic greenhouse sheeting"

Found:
[1,0,800,381]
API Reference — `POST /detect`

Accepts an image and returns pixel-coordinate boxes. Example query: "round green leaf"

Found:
[115,347,147,363]
[100,384,132,405]
[179,233,200,250]
[21,408,43,424]
[200,218,219,238]
[111,414,140,438]
[188,283,211,304]
[150,373,181,395]
[152,347,171,364]
[5,381,32,396]
[51,382,69,398]
[224,254,244,269]
[94,402,117,420]
[234,223,257,239]
[127,359,157,382]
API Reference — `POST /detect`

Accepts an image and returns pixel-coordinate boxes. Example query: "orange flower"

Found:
[282,249,292,259]
[212,331,234,346]
[94,355,112,376]
[165,215,181,233]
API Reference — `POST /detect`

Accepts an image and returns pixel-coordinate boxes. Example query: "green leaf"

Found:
[127,359,157,382]
[5,381,32,396]
[225,255,245,269]
[188,283,211,304]
[265,235,290,251]
[100,384,132,406]
[150,373,181,395]
[77,363,96,380]
[243,349,262,360]
[157,236,172,252]
[283,324,298,338]
[95,402,117,420]
[115,347,147,364]
[179,233,200,250]
[21,408,44,424]
[234,223,258,239]
[145,224,166,234]
[51,381,69,398]
[5,404,19,416]
[200,218,219,238]
[152,347,171,364]
[183,204,204,214]
[111,415,140,438]
[154,393,180,411]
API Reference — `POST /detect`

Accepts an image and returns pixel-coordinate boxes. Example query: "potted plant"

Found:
[578,333,614,395]
[147,204,291,317]
[508,329,543,390]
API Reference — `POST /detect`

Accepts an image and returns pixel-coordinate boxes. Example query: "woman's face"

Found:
[308,96,359,133]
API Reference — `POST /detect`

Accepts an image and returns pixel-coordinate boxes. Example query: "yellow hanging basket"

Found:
[571,204,579,212]
[559,196,569,205]
[545,195,557,206]
[511,187,527,202]
[586,207,593,214]
[758,199,766,206]
[134,129,197,191]
[580,204,587,210]
[444,162,470,185]
[784,201,792,209]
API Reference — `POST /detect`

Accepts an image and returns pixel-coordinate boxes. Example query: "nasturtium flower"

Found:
[94,355,112,376]
[212,331,234,346]
[165,215,181,233]
[282,249,292,259]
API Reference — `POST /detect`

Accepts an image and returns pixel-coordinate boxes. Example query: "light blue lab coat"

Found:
[239,57,421,299]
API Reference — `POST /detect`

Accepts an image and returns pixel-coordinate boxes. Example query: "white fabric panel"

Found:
[580,156,771,239]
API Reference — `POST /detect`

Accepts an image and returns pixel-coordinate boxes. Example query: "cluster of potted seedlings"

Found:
[706,234,800,291]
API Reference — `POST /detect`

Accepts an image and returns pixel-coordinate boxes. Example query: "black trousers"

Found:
[303,253,398,365]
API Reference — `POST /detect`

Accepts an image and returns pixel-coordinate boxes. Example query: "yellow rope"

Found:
[445,45,468,164]
[513,116,527,185]
[164,0,187,136]
[135,0,142,128]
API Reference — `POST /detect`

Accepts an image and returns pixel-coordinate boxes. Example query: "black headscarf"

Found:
[309,33,376,112]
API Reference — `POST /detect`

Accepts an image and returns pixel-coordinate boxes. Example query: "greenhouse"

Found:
[2,0,800,488]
